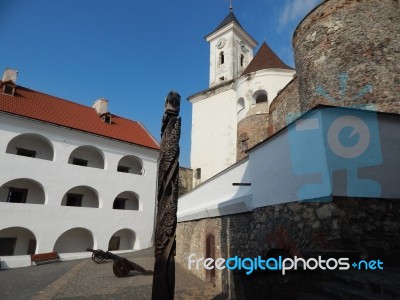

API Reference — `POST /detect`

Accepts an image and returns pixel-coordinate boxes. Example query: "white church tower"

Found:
[206,9,257,87]
[189,7,295,186]
[189,8,257,185]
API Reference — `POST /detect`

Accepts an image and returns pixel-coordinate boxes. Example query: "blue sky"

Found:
[0,0,321,167]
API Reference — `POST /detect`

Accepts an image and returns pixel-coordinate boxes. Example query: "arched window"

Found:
[0,227,37,255]
[219,51,224,65]
[6,133,54,161]
[53,228,94,253]
[61,186,99,208]
[108,229,136,251]
[68,146,105,169]
[237,97,245,113]
[252,90,268,104]
[113,191,140,210]
[0,178,45,204]
[117,155,143,175]
[256,94,268,103]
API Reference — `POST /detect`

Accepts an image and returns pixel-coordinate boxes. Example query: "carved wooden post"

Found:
[152,91,181,300]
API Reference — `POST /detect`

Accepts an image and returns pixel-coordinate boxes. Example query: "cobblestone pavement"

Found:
[0,248,226,300]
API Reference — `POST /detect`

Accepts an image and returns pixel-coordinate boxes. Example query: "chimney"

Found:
[92,98,108,115]
[2,68,18,84]
[2,68,18,96]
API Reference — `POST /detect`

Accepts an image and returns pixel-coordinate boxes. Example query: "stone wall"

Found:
[293,0,400,114]
[268,77,300,134]
[178,167,193,196]
[236,113,269,161]
[176,196,400,297]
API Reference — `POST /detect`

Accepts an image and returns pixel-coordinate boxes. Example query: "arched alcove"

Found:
[237,97,245,113]
[117,155,143,175]
[0,178,45,204]
[61,186,99,208]
[68,145,105,169]
[6,133,54,161]
[0,227,36,255]
[53,228,94,253]
[252,90,268,104]
[113,191,140,210]
[108,229,136,251]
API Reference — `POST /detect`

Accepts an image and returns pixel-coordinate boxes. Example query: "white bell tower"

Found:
[188,8,258,185]
[205,8,257,87]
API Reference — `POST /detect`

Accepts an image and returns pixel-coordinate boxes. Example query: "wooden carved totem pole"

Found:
[152,91,181,300]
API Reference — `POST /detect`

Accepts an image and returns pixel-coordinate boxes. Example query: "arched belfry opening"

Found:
[219,52,225,65]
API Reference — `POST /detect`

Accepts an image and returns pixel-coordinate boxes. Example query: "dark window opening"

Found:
[219,76,225,82]
[219,51,224,65]
[108,236,120,251]
[16,148,36,158]
[240,54,244,67]
[113,198,126,210]
[101,113,112,124]
[2,84,15,96]
[66,193,83,207]
[255,93,268,103]
[27,239,36,255]
[72,158,88,166]
[0,238,17,256]
[117,166,130,173]
[7,188,28,203]
[195,168,201,180]
[241,139,249,152]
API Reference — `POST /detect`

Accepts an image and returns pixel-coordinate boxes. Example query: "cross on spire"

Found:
[225,0,233,11]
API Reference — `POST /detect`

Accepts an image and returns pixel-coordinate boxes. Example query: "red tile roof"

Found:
[241,42,294,76]
[0,82,159,150]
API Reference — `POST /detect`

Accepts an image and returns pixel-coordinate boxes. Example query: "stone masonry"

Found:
[236,112,269,161]
[176,197,400,296]
[268,77,300,134]
[178,167,193,197]
[293,0,400,114]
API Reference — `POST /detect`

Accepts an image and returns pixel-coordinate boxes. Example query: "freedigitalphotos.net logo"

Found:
[287,72,382,201]
[188,254,384,275]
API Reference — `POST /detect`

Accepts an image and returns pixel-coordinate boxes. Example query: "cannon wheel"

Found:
[92,251,107,264]
[113,259,131,277]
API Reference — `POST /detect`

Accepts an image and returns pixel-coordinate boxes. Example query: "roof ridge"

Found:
[136,121,160,148]
[0,81,160,150]
[206,11,245,38]
[15,84,94,110]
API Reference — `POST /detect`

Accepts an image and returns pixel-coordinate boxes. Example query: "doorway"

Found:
[205,234,216,285]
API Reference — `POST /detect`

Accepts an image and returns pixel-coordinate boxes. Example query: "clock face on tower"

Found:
[217,38,226,49]
[239,40,249,53]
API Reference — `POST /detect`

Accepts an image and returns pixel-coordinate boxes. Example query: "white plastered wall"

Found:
[190,88,237,183]
[236,69,295,122]
[0,113,158,268]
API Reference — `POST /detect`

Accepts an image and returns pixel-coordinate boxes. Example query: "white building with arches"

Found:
[0,70,159,268]
[189,10,295,184]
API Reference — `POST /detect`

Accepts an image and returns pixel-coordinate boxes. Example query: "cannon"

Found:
[87,248,146,277]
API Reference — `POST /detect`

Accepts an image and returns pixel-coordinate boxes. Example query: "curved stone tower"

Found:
[293,0,400,113]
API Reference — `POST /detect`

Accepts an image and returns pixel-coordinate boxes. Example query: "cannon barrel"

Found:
[86,248,121,262]
[86,248,145,277]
